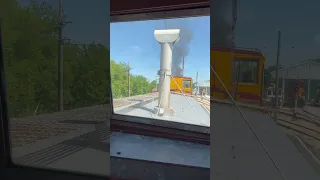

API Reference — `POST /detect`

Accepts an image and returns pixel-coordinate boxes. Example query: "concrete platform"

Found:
[210,103,320,180]
[114,94,210,126]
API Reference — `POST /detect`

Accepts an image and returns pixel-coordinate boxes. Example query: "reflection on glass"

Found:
[210,0,320,178]
[2,0,109,176]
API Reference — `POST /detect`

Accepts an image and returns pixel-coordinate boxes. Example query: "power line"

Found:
[163,20,168,29]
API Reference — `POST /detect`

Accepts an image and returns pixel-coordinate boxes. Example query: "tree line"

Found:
[0,0,155,118]
[110,60,156,98]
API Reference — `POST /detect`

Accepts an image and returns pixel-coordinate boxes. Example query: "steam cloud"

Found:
[172,28,193,76]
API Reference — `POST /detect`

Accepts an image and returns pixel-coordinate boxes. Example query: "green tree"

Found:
[110,60,155,98]
[1,0,154,117]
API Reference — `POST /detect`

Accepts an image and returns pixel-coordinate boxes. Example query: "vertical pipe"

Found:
[158,43,173,109]
[275,31,282,120]
[58,0,63,111]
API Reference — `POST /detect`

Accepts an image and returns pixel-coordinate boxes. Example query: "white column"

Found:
[154,29,180,116]
[158,42,173,109]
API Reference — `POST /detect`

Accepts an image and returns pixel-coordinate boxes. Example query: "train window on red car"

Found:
[110,15,210,127]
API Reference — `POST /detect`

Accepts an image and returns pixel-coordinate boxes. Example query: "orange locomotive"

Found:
[170,76,193,94]
[211,47,265,105]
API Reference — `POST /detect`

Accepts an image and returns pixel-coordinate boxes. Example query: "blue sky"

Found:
[18,0,320,70]
[234,0,320,67]
[110,17,210,82]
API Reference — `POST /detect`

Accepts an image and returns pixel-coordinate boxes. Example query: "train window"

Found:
[3,0,110,176]
[234,60,259,84]
[110,16,210,127]
[182,80,191,88]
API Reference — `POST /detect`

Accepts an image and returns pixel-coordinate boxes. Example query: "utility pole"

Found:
[182,56,185,76]
[127,62,131,97]
[58,0,64,111]
[274,30,282,121]
[232,0,238,102]
[155,75,158,90]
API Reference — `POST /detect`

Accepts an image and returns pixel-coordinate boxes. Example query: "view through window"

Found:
[2,0,110,176]
[110,16,210,127]
[211,0,320,179]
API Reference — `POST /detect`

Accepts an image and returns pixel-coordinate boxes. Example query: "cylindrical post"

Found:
[158,43,173,109]
[58,0,64,111]
[274,31,282,120]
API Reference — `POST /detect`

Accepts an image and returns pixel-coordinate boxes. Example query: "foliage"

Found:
[110,60,156,98]
[1,0,154,117]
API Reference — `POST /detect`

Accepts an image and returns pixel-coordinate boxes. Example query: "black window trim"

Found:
[111,7,209,23]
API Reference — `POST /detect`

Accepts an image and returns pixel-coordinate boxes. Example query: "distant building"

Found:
[196,81,210,95]
[270,60,320,101]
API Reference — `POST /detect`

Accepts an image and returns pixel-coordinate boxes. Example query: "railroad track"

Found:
[270,108,320,142]
[12,93,205,148]
[269,108,320,161]
[113,93,158,108]
[276,117,320,141]
[194,96,210,112]
[301,107,320,119]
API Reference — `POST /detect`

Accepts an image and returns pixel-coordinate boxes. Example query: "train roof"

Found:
[211,46,264,57]
[172,76,193,79]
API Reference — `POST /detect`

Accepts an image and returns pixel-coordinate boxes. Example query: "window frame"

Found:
[110,8,210,136]
[233,58,260,85]
[182,80,192,89]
